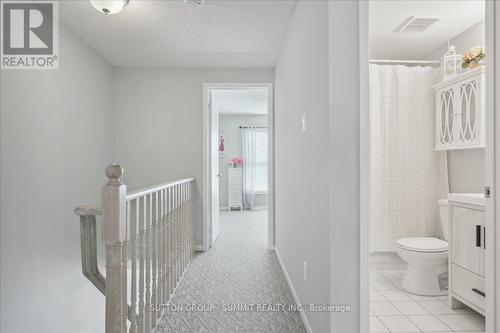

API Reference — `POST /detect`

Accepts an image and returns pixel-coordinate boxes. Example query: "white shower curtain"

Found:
[241,127,256,210]
[369,65,448,252]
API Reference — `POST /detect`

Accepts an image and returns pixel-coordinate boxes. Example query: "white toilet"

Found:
[395,199,449,296]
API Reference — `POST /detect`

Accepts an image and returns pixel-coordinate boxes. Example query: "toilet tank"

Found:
[438,199,449,241]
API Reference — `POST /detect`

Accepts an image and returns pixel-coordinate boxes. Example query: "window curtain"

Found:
[369,64,449,252]
[241,127,257,210]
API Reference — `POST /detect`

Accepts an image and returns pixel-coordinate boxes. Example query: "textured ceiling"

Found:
[370,0,484,59]
[59,0,296,68]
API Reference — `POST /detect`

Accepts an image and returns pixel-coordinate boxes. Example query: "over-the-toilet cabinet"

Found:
[448,194,486,315]
[433,67,485,150]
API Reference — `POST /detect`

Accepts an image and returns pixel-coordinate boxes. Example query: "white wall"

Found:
[112,69,274,246]
[218,114,267,209]
[329,1,361,331]
[0,25,113,332]
[425,21,486,193]
[274,1,331,331]
[425,21,485,60]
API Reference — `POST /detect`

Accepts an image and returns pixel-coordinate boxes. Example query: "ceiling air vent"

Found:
[396,16,440,33]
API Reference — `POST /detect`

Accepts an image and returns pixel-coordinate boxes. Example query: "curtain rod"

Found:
[239,126,267,129]
[370,59,440,65]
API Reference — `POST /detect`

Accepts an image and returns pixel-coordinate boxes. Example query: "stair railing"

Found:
[75,164,195,333]
[75,206,105,294]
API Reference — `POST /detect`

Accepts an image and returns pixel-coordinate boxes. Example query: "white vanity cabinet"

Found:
[433,67,485,150]
[451,206,484,276]
[448,193,486,315]
[227,168,243,211]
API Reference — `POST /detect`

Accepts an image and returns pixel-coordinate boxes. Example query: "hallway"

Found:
[154,211,306,332]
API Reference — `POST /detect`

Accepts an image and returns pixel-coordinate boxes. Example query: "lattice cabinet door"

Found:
[456,73,484,148]
[435,86,457,149]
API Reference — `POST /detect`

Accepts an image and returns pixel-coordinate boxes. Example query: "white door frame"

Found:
[359,1,370,332]
[359,1,497,332]
[488,0,499,328]
[202,83,275,251]
[484,2,497,331]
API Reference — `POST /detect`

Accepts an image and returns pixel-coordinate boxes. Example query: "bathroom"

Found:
[369,1,488,332]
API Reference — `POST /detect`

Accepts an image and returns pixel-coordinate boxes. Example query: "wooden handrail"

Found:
[75,164,195,333]
[74,206,105,295]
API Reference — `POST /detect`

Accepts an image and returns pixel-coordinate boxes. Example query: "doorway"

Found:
[360,1,496,332]
[202,83,274,251]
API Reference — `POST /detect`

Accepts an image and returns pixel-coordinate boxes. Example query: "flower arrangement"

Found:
[462,46,486,69]
[229,157,243,167]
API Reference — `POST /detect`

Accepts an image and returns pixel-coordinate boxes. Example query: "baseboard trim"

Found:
[219,207,268,212]
[274,247,313,333]
[193,244,205,252]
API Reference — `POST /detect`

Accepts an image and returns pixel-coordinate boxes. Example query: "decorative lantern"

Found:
[442,43,462,80]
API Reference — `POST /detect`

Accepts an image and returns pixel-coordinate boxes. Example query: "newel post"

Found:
[103,164,127,333]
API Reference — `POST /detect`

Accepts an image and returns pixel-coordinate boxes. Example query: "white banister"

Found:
[128,199,138,333]
[138,195,146,332]
[76,164,195,333]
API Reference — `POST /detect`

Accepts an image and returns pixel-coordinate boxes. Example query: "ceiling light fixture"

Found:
[184,0,204,8]
[90,0,129,15]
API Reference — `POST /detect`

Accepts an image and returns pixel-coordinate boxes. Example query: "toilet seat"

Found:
[395,237,448,253]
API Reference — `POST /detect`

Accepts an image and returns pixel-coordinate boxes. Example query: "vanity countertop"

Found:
[448,193,485,207]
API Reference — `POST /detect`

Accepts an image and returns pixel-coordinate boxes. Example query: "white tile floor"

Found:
[370,271,485,333]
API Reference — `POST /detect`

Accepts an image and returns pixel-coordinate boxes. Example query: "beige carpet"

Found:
[154,210,306,333]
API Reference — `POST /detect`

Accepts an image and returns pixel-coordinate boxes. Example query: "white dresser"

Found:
[448,193,486,315]
[227,168,243,211]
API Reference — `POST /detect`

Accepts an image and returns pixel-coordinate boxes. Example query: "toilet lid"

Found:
[395,237,448,253]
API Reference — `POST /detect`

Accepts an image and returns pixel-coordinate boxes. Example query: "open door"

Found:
[210,90,220,246]
[203,83,274,252]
